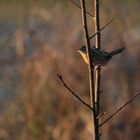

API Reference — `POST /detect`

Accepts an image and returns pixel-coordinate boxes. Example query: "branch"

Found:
[70,0,113,41]
[80,0,95,109]
[99,91,140,127]
[57,74,93,111]
[93,0,101,139]
[90,18,113,40]
[80,0,98,139]
[70,0,94,17]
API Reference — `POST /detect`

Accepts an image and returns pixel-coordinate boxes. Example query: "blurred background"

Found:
[0,0,140,140]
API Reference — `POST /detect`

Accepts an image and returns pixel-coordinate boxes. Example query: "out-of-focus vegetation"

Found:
[0,0,139,140]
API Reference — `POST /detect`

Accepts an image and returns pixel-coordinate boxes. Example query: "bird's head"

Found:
[77,46,86,54]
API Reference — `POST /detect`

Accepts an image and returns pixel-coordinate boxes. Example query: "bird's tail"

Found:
[109,47,125,56]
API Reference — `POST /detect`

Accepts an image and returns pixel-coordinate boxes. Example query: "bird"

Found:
[77,46,124,66]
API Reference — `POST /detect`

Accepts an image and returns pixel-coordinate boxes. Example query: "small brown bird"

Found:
[77,46,124,66]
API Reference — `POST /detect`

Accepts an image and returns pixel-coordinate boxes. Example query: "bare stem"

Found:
[99,91,140,127]
[80,0,98,139]
[94,0,101,139]
[57,74,93,111]
[70,0,94,17]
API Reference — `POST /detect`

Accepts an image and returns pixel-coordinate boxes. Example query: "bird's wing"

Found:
[91,47,109,56]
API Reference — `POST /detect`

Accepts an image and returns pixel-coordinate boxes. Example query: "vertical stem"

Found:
[80,0,99,139]
[94,0,101,139]
[94,0,101,50]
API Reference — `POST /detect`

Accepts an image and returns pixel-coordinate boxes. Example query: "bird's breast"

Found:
[79,52,88,64]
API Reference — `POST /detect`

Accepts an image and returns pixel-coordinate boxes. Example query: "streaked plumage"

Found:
[77,46,124,66]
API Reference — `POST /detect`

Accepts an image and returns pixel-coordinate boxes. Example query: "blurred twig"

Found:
[99,91,140,127]
[70,0,94,17]
[90,18,113,40]
[57,74,93,111]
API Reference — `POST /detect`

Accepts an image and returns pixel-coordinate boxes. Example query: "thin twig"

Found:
[70,0,94,17]
[57,74,93,111]
[99,91,140,127]
[90,18,113,40]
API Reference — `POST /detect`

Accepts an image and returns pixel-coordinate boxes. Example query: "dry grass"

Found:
[0,1,139,140]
